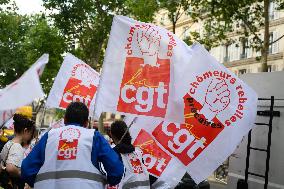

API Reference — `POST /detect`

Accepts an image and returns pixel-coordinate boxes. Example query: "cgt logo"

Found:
[118,58,170,116]
[128,153,144,174]
[59,64,98,109]
[133,129,171,177]
[118,24,174,117]
[57,128,81,160]
[59,78,96,108]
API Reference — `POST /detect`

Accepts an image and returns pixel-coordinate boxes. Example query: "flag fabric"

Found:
[46,53,100,114]
[98,15,258,185]
[95,15,185,121]
[0,110,15,127]
[127,117,186,188]
[0,54,48,111]
[0,54,48,126]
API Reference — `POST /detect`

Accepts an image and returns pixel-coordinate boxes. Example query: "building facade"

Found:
[154,3,284,186]
[154,2,284,76]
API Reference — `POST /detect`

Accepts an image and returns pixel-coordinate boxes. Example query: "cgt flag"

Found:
[0,54,48,126]
[95,15,180,120]
[128,118,186,189]
[95,15,257,125]
[125,46,258,185]
[98,15,258,185]
[46,53,100,114]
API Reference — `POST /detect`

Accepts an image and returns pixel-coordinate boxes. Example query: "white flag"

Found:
[128,117,186,188]
[95,15,257,123]
[97,15,258,184]
[46,53,100,114]
[0,110,15,127]
[0,54,48,111]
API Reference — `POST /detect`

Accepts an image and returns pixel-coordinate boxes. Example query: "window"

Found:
[268,65,272,72]
[240,39,248,59]
[230,43,240,61]
[161,13,166,25]
[269,32,273,54]
[269,2,279,20]
[223,45,230,62]
[268,65,278,72]
[269,2,275,20]
[272,31,279,54]
[238,69,247,76]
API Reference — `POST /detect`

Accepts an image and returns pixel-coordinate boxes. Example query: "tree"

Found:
[0,12,67,93]
[42,0,160,132]
[42,0,129,69]
[158,0,191,34]
[125,0,158,22]
[0,12,31,87]
[190,0,284,71]
[23,15,67,94]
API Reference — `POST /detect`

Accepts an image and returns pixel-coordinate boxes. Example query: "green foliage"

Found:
[158,0,191,33]
[55,108,65,120]
[0,12,67,94]
[125,0,159,22]
[42,0,160,70]
[42,0,129,69]
[186,0,283,52]
[22,15,67,94]
[0,12,30,87]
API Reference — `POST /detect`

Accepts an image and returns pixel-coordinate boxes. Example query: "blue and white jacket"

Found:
[21,124,124,189]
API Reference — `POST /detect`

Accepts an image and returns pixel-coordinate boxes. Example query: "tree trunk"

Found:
[172,21,176,34]
[262,0,270,72]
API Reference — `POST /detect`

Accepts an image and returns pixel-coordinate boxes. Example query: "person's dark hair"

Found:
[110,120,132,145]
[65,102,89,126]
[13,114,35,134]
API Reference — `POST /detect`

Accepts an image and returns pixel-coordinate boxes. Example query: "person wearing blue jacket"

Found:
[21,102,124,189]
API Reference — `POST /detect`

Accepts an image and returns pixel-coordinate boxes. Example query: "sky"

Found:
[14,0,44,15]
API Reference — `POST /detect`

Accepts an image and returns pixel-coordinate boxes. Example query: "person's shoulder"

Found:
[10,142,24,152]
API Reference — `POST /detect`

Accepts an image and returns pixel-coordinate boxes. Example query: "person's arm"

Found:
[91,131,124,186]
[6,163,20,177]
[5,143,24,177]
[21,132,48,187]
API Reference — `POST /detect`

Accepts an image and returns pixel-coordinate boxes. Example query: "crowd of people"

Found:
[0,102,151,189]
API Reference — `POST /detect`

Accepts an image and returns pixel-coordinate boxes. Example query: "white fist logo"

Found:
[60,128,81,142]
[136,25,161,66]
[74,66,96,88]
[200,78,231,121]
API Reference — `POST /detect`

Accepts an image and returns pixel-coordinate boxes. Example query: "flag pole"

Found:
[118,117,137,144]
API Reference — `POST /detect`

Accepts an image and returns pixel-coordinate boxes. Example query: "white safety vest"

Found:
[34,125,106,189]
[106,148,150,189]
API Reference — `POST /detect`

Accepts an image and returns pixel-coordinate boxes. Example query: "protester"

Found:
[0,114,35,189]
[109,120,150,189]
[21,102,124,189]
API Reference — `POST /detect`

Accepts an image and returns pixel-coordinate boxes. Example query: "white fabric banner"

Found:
[95,16,257,124]
[128,117,186,188]
[0,110,15,127]
[46,53,100,114]
[95,15,186,121]
[128,107,256,185]
[4,117,14,129]
[97,15,257,184]
[0,54,48,121]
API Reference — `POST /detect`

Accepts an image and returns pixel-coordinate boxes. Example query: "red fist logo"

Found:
[200,78,231,121]
[136,25,161,67]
